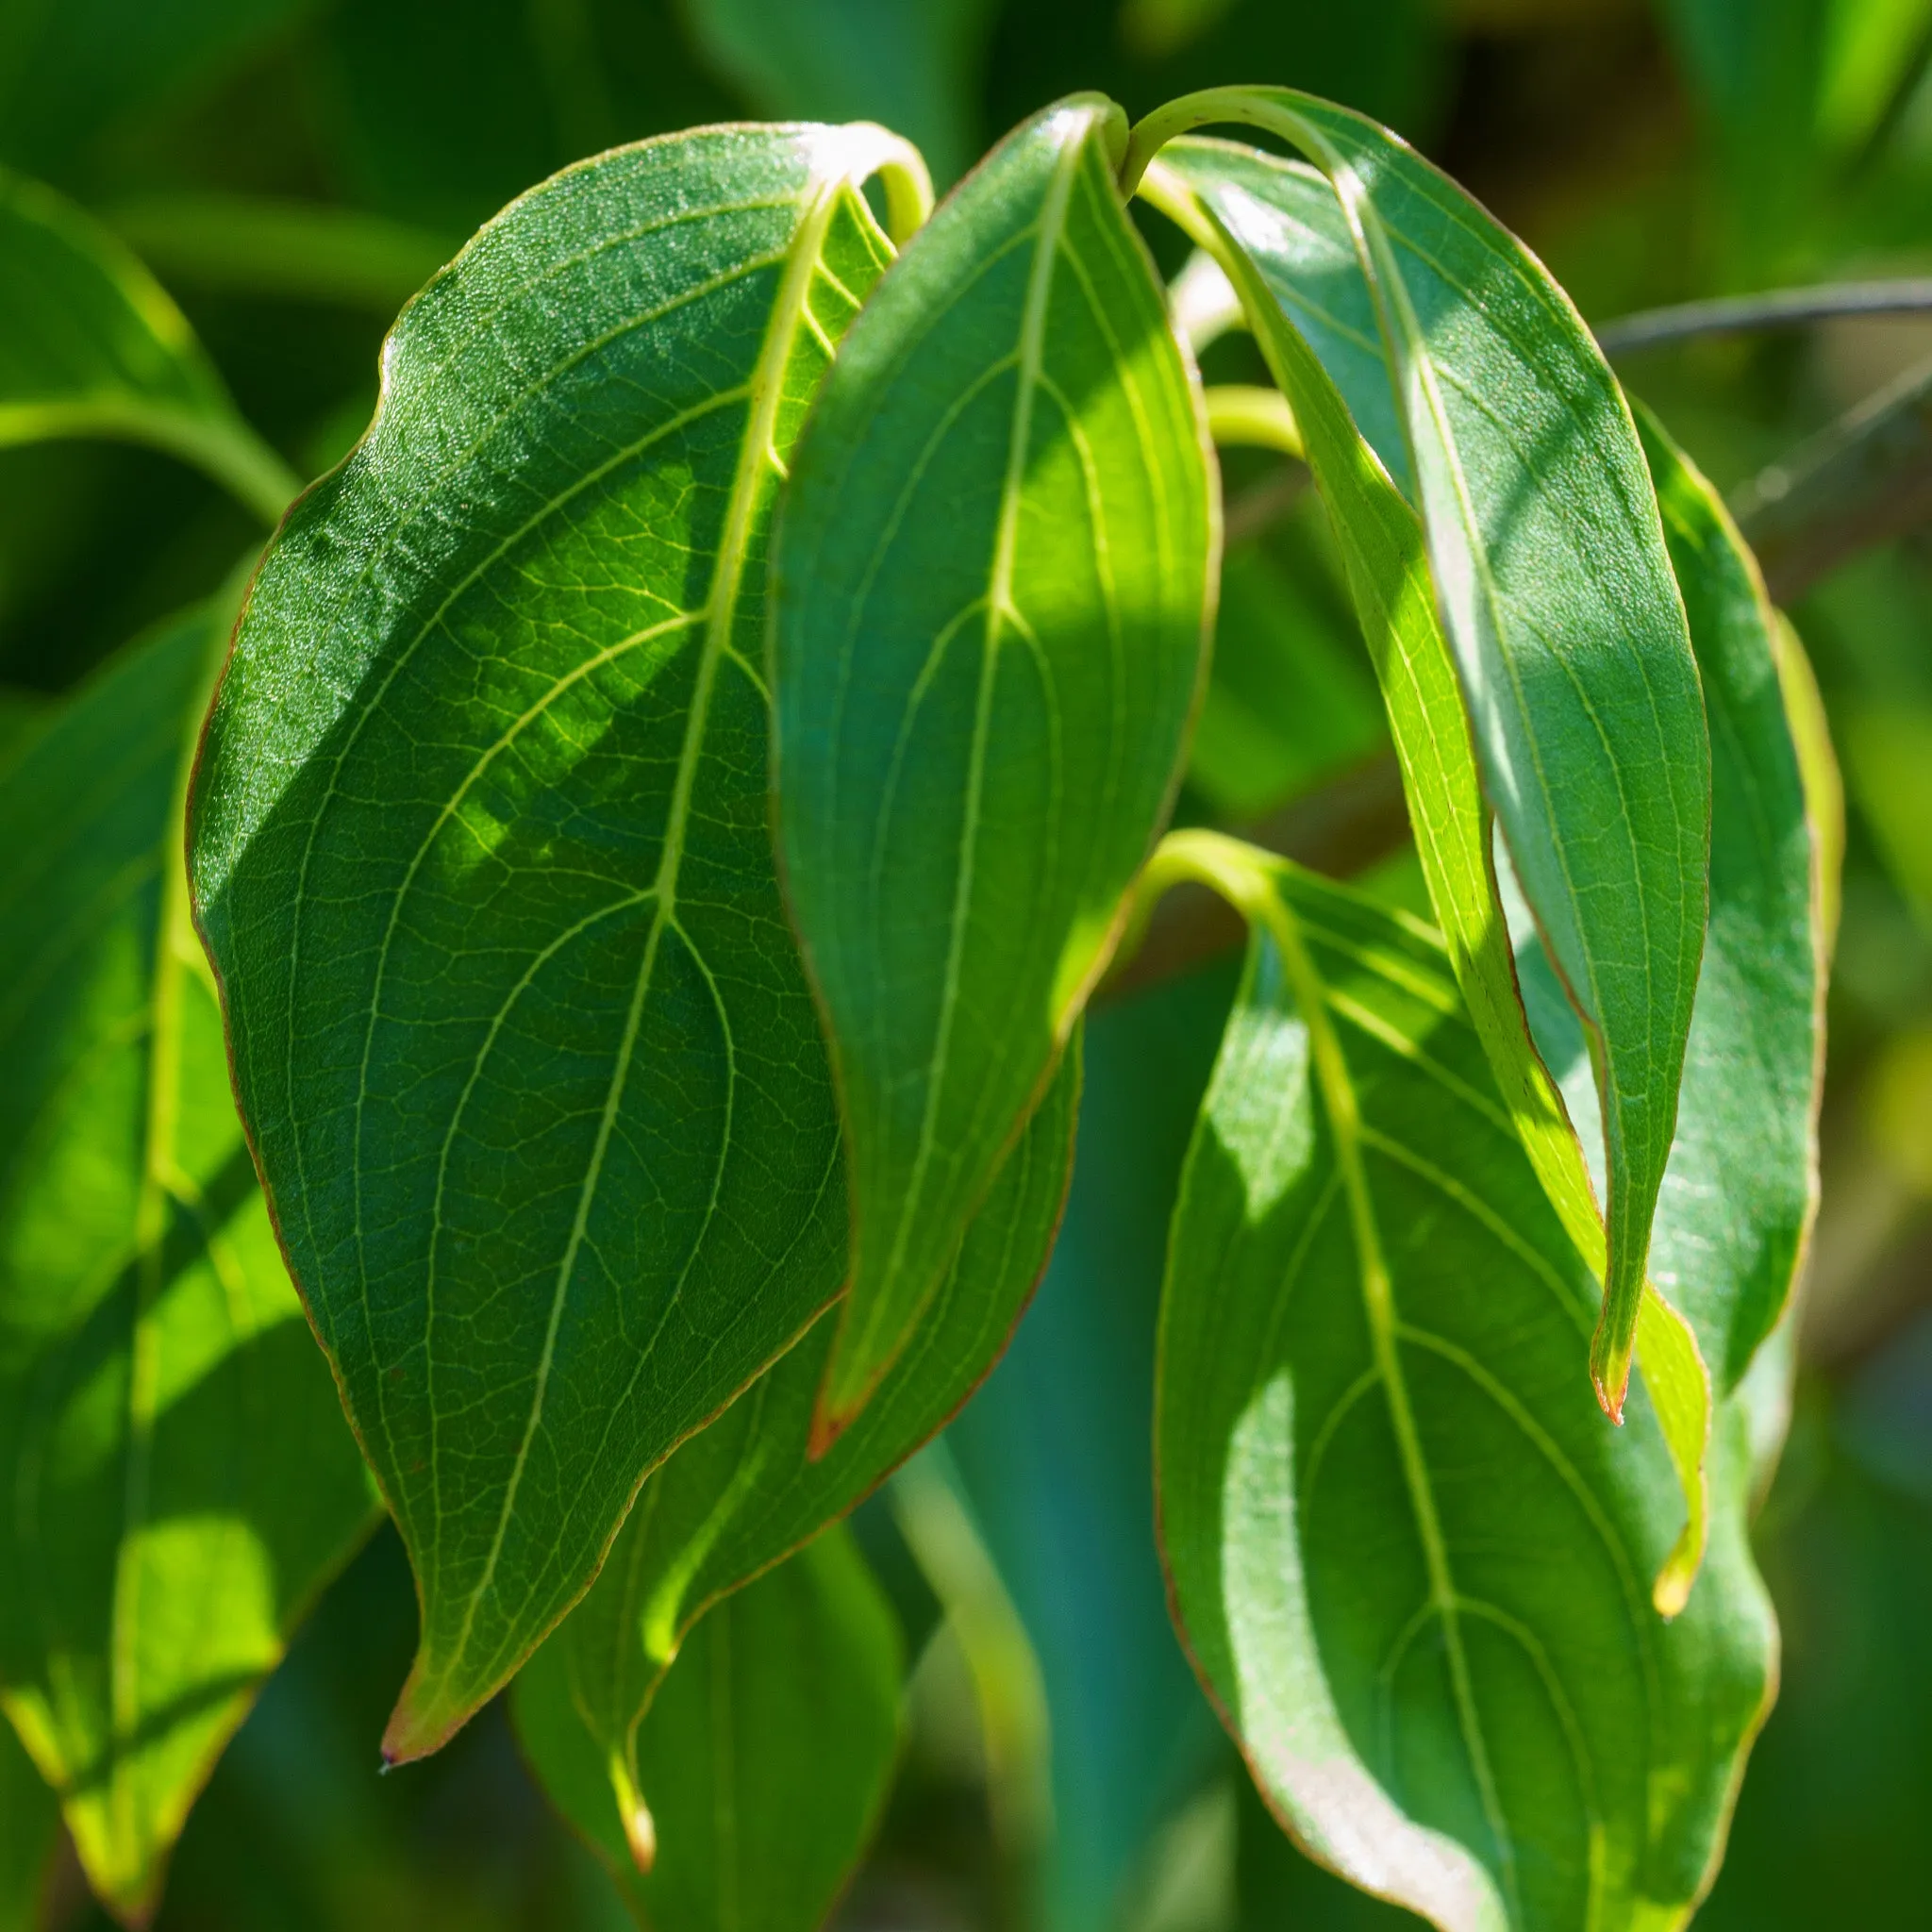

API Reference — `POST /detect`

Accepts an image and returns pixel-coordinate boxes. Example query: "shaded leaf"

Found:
[1151,834,1775,1932]
[1136,145,1713,1610]
[188,123,932,1762]
[0,168,295,520]
[528,1041,1076,1859]
[0,1722,58,1932]
[1128,102,1711,1415]
[0,608,377,1924]
[514,1524,901,1932]
[773,95,1214,1436]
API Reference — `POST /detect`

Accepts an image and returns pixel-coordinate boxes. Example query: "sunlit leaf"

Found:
[514,1525,901,1932]
[188,123,934,1762]
[1151,835,1775,1932]
[773,94,1214,1437]
[525,1043,1075,1862]
[0,1722,57,1932]
[1128,102,1711,1417]
[0,168,295,521]
[0,607,377,1924]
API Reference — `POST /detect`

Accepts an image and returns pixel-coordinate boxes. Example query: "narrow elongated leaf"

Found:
[0,169,295,521]
[773,94,1215,1436]
[0,1723,57,1932]
[1127,99,1712,1416]
[188,124,933,1762]
[1137,148,1713,1611]
[0,608,377,1924]
[514,1525,901,1932]
[1152,835,1775,1932]
[1504,413,1826,1391]
[525,1042,1075,1869]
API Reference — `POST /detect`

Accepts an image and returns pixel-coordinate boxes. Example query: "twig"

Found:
[1595,281,1932,358]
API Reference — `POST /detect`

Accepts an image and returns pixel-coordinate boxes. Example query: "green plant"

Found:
[0,47,1848,1932]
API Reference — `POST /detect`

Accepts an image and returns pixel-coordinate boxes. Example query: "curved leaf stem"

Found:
[1202,382,1303,457]
[1594,280,1932,357]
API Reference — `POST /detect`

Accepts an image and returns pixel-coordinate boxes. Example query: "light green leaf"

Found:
[0,607,378,1924]
[773,95,1215,1437]
[188,124,933,1763]
[0,168,296,520]
[1502,412,1828,1392]
[1126,102,1711,1418]
[531,1041,1074,1860]
[1136,145,1713,1612]
[1149,833,1775,1932]
[0,1721,58,1932]
[513,1524,901,1932]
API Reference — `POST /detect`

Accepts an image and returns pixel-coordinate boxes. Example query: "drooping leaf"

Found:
[0,168,295,520]
[514,1524,901,1932]
[0,1722,58,1932]
[1502,412,1827,1391]
[1127,101,1711,1417]
[0,607,378,1924]
[525,1041,1076,1864]
[772,94,1215,1437]
[1136,145,1713,1611]
[188,123,933,1763]
[1151,834,1775,1932]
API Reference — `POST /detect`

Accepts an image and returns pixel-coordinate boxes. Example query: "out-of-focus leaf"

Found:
[0,0,314,180]
[947,971,1228,1932]
[520,1047,1075,1867]
[1130,107,1711,1418]
[105,194,456,312]
[0,687,50,768]
[683,0,997,187]
[0,607,377,1924]
[773,95,1213,1437]
[0,169,295,521]
[0,1722,57,1932]
[1152,834,1775,1932]
[1138,146,1713,1611]
[1504,413,1827,1389]
[515,1526,901,1932]
[188,124,933,1764]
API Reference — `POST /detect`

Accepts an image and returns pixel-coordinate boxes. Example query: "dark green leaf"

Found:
[0,168,296,520]
[525,1040,1074,1857]
[513,1524,901,1932]
[1129,105,1711,1416]
[188,124,933,1761]
[0,1722,57,1932]
[1151,835,1774,1932]
[0,608,377,1923]
[773,95,1215,1435]
[1136,147,1714,1611]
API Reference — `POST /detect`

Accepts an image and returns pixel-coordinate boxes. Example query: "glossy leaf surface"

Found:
[0,609,377,1923]
[530,1042,1074,1857]
[774,95,1214,1434]
[1131,104,1710,1414]
[189,124,931,1761]
[514,1525,901,1932]
[1139,147,1713,1609]
[1506,413,1825,1391]
[0,168,295,520]
[1154,839,1774,1932]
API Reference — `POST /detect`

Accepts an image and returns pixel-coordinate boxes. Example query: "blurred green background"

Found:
[4,0,1930,1926]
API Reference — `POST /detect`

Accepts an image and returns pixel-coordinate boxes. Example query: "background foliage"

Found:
[2,0,1928,1925]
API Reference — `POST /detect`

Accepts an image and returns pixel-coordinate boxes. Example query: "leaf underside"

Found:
[189,123,921,1760]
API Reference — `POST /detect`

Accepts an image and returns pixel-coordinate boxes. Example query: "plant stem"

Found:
[1595,281,1932,357]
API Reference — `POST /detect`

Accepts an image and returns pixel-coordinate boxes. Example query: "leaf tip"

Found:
[1590,1326,1632,1424]
[379,1668,468,1769]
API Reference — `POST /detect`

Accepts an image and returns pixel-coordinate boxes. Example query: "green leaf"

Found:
[0,607,378,1924]
[527,1040,1075,1858]
[188,124,933,1763]
[0,1722,58,1932]
[513,1524,902,1932]
[1135,145,1713,1613]
[1126,101,1711,1418]
[1502,411,1828,1392]
[772,95,1216,1437]
[0,168,296,521]
[1149,833,1775,1932]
